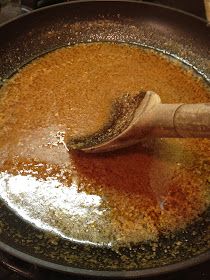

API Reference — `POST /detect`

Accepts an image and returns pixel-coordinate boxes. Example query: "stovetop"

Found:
[0,0,209,279]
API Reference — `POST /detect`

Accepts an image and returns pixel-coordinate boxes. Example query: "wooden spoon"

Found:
[68,91,210,153]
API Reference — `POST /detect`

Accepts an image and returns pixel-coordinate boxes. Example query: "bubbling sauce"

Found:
[0,43,209,247]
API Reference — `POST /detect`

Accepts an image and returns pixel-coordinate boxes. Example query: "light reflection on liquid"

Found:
[0,171,109,247]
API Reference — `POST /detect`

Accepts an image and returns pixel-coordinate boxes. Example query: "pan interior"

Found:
[0,1,209,274]
[0,41,209,271]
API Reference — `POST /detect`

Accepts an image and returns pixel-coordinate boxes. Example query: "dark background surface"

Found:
[0,0,209,279]
[21,0,206,17]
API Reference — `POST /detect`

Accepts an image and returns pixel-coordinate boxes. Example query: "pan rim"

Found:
[0,0,209,277]
[0,0,208,28]
[0,240,209,278]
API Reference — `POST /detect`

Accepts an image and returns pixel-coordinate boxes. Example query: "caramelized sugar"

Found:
[0,43,209,246]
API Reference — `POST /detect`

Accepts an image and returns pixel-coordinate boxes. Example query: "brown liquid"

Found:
[0,43,209,247]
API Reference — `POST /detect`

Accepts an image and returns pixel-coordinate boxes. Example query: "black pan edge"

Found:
[0,241,209,278]
[0,0,207,29]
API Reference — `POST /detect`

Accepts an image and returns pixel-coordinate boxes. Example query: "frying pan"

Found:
[0,0,209,278]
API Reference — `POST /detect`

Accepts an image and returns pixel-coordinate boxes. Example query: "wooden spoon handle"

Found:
[150,103,210,138]
[204,0,210,23]
[174,103,210,137]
